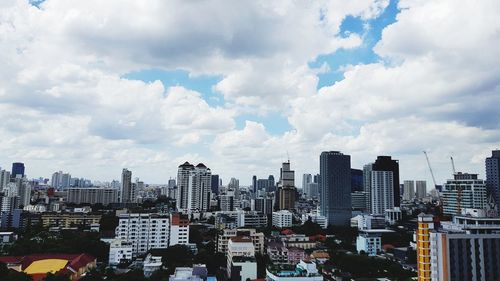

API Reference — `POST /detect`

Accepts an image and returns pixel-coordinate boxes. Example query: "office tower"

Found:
[403,180,415,201]
[373,156,400,206]
[278,161,296,210]
[67,187,119,205]
[442,173,487,215]
[0,169,10,190]
[417,214,434,281]
[177,162,194,211]
[302,174,312,190]
[211,174,220,195]
[415,180,427,199]
[252,175,257,194]
[320,151,351,226]
[486,150,500,205]
[187,163,212,212]
[351,169,363,192]
[169,213,190,246]
[268,175,275,192]
[11,162,25,179]
[115,213,170,256]
[369,170,394,215]
[120,168,133,203]
[304,182,319,199]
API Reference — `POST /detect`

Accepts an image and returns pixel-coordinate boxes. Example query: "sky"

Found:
[1,0,500,186]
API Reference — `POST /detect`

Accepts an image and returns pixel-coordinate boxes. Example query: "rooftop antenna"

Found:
[286,150,290,163]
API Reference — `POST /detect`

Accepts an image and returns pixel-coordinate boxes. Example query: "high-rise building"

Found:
[120,168,133,203]
[415,180,427,199]
[417,214,434,281]
[177,162,194,211]
[302,174,312,190]
[169,213,189,246]
[211,174,220,195]
[115,213,170,256]
[369,170,394,215]
[227,237,257,281]
[351,169,363,192]
[268,175,275,192]
[11,162,25,179]
[278,161,296,210]
[252,175,257,194]
[403,180,415,201]
[320,151,351,226]
[442,173,487,215]
[304,182,319,199]
[429,215,500,281]
[0,169,11,190]
[373,156,400,207]
[486,150,500,205]
[187,163,211,212]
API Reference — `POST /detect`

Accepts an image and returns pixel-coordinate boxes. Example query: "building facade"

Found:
[442,173,487,215]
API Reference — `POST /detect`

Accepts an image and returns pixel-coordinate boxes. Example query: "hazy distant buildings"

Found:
[415,180,427,199]
[51,171,71,189]
[486,150,500,205]
[0,169,11,189]
[320,151,351,226]
[120,168,134,203]
[442,173,487,215]
[403,180,415,201]
[302,174,312,190]
[67,187,118,205]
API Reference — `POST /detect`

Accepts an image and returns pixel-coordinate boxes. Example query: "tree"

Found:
[43,273,70,281]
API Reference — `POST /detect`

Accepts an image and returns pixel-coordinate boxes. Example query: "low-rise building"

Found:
[217,228,264,254]
[266,260,323,281]
[143,254,163,277]
[41,212,101,228]
[169,264,208,281]
[227,237,257,281]
[350,214,385,230]
[108,239,133,266]
[356,232,382,256]
[273,210,293,228]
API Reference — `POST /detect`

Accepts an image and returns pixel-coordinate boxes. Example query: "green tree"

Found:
[43,272,70,281]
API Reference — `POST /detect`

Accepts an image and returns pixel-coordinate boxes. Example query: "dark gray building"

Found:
[486,150,500,206]
[320,151,352,226]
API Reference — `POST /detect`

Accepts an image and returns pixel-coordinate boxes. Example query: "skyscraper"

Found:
[302,174,312,190]
[415,180,427,199]
[211,174,220,195]
[187,163,212,212]
[11,162,25,179]
[267,175,275,192]
[403,180,415,201]
[320,151,351,226]
[177,162,194,211]
[252,175,257,194]
[486,150,500,205]
[120,168,133,203]
[369,170,394,215]
[350,169,363,192]
[372,156,400,207]
[278,161,296,210]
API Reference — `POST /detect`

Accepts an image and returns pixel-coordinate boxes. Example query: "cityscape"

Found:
[1,1,500,281]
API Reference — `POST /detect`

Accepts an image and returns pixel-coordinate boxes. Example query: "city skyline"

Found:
[1,0,500,185]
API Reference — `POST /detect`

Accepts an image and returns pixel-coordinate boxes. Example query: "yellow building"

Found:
[41,212,101,228]
[417,214,434,281]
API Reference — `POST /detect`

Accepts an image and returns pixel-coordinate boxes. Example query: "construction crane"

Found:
[450,156,456,174]
[423,151,438,189]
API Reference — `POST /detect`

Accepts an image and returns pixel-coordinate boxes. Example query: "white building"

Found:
[301,213,328,229]
[108,239,133,265]
[169,213,190,246]
[350,214,386,230]
[370,170,394,215]
[217,228,264,255]
[0,169,10,190]
[227,237,257,281]
[385,207,402,225]
[115,213,170,255]
[176,162,212,213]
[442,173,487,215]
[169,265,208,281]
[143,254,163,277]
[356,232,381,256]
[273,210,293,228]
